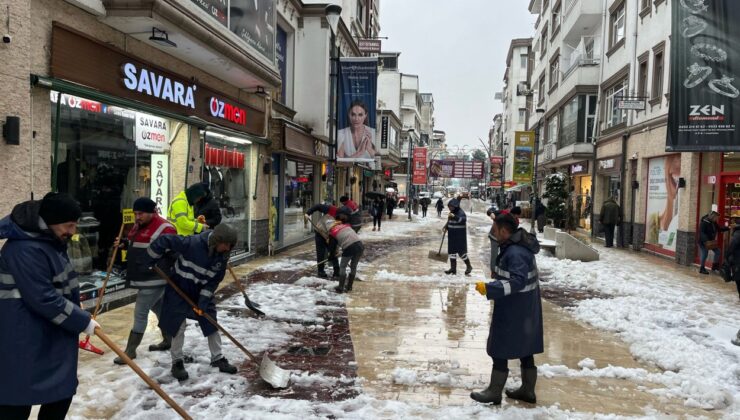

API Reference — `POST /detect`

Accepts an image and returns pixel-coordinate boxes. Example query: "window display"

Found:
[283,159,315,245]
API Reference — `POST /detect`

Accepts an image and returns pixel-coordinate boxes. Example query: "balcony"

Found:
[562,36,601,82]
[562,0,603,44]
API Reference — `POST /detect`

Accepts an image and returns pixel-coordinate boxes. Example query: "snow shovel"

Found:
[94,327,192,420]
[227,264,265,317]
[428,230,449,262]
[79,223,126,355]
[154,267,291,389]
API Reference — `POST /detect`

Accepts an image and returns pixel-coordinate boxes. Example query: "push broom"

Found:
[79,223,125,355]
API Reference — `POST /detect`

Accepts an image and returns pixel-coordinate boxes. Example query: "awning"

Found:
[505,183,530,192]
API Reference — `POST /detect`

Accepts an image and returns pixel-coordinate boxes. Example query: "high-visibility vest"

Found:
[168,191,204,236]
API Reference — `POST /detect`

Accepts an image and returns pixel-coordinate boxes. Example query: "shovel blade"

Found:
[259,354,291,388]
[79,337,105,355]
[428,250,448,263]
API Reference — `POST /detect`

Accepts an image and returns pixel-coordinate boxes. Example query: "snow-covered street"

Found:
[68,207,739,419]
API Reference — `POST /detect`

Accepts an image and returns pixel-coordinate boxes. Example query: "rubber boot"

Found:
[211,357,237,374]
[505,367,537,403]
[470,368,508,404]
[149,328,171,351]
[346,273,356,292]
[335,275,346,293]
[699,267,710,274]
[171,360,189,381]
[445,259,457,275]
[113,331,144,365]
[464,258,473,275]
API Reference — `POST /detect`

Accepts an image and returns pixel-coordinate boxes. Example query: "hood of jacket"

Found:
[448,199,460,209]
[0,200,56,243]
[605,198,617,205]
[502,228,540,255]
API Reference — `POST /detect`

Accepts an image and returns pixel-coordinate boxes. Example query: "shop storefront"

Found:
[42,24,268,300]
[270,120,329,248]
[696,153,740,266]
[569,160,592,231]
[595,156,622,237]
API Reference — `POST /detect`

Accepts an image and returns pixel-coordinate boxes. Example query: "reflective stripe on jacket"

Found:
[168,190,204,236]
[126,214,177,288]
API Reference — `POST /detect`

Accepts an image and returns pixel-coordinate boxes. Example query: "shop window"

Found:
[50,91,183,299]
[724,153,740,172]
[605,78,628,128]
[586,95,597,142]
[283,158,315,245]
[560,96,579,147]
[652,48,665,102]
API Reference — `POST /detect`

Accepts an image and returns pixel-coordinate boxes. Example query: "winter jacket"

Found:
[726,228,740,281]
[169,190,206,236]
[195,192,222,228]
[330,222,362,251]
[148,232,228,337]
[124,214,176,289]
[0,201,91,405]
[485,228,544,359]
[699,215,728,244]
[600,199,621,225]
[341,199,362,231]
[435,199,444,211]
[371,199,384,217]
[307,204,339,240]
[489,227,499,279]
[445,199,468,256]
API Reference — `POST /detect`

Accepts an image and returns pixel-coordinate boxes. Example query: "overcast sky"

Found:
[379,0,536,151]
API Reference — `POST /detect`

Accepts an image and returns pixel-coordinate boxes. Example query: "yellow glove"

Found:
[475,282,487,296]
[193,307,204,316]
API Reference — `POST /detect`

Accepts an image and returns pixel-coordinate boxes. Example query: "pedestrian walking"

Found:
[147,224,239,381]
[386,196,396,219]
[169,183,209,236]
[306,203,341,278]
[699,211,729,274]
[436,197,444,217]
[0,193,100,420]
[535,199,546,233]
[339,196,362,232]
[472,213,543,405]
[443,199,473,275]
[195,183,222,228]
[599,197,621,248]
[723,218,740,299]
[371,197,384,231]
[330,208,364,294]
[421,199,429,218]
[487,206,500,279]
[112,198,177,365]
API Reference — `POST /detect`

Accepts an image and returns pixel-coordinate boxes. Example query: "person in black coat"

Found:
[195,183,222,228]
[698,211,729,274]
[386,196,395,219]
[371,197,384,231]
[435,198,444,217]
[421,198,429,218]
[443,199,473,275]
[534,199,546,233]
[724,219,740,299]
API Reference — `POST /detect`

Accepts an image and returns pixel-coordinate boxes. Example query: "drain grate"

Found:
[287,345,332,356]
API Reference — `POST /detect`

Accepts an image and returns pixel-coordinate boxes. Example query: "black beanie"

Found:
[133,197,157,213]
[208,224,238,247]
[39,192,82,225]
[185,183,208,205]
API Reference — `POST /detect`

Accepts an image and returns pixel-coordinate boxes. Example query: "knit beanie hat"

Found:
[39,192,82,225]
[208,224,238,255]
[133,197,157,213]
[185,183,208,205]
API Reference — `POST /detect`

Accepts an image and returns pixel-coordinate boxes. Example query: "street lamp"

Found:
[530,107,546,234]
[406,129,415,220]
[325,4,342,203]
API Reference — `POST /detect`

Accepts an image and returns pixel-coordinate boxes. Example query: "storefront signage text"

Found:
[134,112,170,152]
[570,160,589,176]
[209,97,246,126]
[314,140,330,159]
[150,154,169,216]
[599,159,615,170]
[122,62,196,109]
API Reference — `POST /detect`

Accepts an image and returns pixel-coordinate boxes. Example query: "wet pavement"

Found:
[73,203,735,418]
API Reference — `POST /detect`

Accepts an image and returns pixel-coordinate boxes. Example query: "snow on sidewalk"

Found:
[538,250,740,412]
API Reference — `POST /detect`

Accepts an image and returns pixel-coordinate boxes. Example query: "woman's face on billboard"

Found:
[350,105,367,128]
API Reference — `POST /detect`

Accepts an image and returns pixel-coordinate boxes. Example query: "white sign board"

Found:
[150,154,169,216]
[616,98,646,110]
[135,112,170,152]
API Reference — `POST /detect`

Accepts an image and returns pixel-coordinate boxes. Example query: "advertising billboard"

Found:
[337,58,379,163]
[646,155,682,253]
[513,131,535,184]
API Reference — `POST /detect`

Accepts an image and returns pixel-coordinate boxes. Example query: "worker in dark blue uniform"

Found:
[0,193,99,420]
[147,224,239,381]
[471,213,543,405]
[443,198,473,275]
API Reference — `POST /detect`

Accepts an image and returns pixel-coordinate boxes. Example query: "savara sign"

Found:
[122,62,196,109]
[135,112,170,152]
[209,97,247,126]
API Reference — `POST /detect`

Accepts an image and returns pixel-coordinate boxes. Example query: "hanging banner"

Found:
[412,147,427,185]
[513,131,534,184]
[428,160,485,179]
[667,0,740,151]
[490,156,503,186]
[646,155,682,253]
[337,58,379,163]
[134,112,170,152]
[150,154,169,216]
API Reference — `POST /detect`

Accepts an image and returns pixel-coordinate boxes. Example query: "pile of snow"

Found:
[256,258,316,272]
[290,372,356,388]
[391,368,454,388]
[538,252,740,412]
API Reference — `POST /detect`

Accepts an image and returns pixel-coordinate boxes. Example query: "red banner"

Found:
[412,147,427,185]
[205,143,245,169]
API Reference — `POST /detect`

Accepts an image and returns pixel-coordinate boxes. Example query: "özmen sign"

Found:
[209,97,247,126]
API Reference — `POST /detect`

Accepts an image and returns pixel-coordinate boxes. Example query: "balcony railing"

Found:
[564,0,579,18]
[562,36,600,81]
